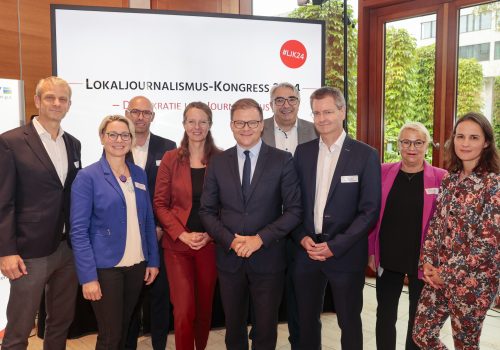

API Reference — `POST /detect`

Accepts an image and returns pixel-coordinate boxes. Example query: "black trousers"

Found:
[375,268,423,350]
[92,261,146,350]
[125,247,170,350]
[218,263,285,350]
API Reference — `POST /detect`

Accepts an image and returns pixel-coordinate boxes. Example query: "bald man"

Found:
[125,96,176,350]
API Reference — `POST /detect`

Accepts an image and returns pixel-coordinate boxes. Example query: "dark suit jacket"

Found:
[261,117,318,147]
[130,133,176,203]
[154,148,199,252]
[199,142,302,274]
[0,122,81,259]
[292,136,381,272]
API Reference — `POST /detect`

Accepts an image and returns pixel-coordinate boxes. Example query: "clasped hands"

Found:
[422,262,444,289]
[300,236,333,261]
[179,231,212,250]
[231,234,263,258]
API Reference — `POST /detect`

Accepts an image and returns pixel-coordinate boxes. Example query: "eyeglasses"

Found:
[185,120,210,128]
[399,139,426,149]
[127,109,154,119]
[273,97,299,106]
[311,110,337,118]
[232,120,261,129]
[106,132,131,141]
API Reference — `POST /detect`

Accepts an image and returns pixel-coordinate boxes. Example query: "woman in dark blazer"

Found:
[368,122,446,349]
[154,102,221,350]
[70,115,159,350]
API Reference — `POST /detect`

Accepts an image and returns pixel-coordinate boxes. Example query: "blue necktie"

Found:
[242,150,251,202]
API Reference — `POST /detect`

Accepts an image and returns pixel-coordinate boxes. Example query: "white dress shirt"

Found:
[314,130,346,235]
[132,133,150,169]
[236,139,262,184]
[116,177,145,267]
[273,118,298,155]
[33,117,68,186]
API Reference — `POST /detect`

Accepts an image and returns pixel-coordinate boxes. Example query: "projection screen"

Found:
[52,5,325,165]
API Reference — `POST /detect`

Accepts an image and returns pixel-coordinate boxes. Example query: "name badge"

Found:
[425,187,439,195]
[74,161,80,168]
[341,175,358,183]
[134,182,146,191]
[156,160,161,166]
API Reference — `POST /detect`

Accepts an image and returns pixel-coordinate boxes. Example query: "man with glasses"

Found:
[124,96,176,350]
[200,98,302,350]
[292,87,381,350]
[261,82,318,348]
[262,82,317,155]
[0,76,81,350]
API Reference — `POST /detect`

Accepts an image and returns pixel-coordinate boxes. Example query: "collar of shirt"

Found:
[236,139,262,183]
[236,138,262,159]
[273,117,298,133]
[319,129,346,153]
[132,132,150,169]
[33,117,64,140]
[133,132,151,152]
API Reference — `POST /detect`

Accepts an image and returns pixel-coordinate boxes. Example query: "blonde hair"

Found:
[398,121,431,145]
[98,115,135,146]
[35,76,72,99]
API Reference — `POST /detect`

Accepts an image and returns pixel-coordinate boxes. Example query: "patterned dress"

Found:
[413,171,499,349]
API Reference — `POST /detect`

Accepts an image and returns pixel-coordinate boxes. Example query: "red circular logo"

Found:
[280,40,307,69]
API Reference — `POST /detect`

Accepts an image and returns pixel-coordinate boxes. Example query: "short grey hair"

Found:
[35,76,72,99]
[398,121,431,144]
[270,82,300,101]
[98,114,136,146]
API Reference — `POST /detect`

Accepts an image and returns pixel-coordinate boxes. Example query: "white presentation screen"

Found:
[52,6,324,165]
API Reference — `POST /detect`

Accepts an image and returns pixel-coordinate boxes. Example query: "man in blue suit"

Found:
[200,98,302,350]
[292,87,381,350]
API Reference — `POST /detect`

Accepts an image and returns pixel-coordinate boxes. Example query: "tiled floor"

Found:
[21,277,500,349]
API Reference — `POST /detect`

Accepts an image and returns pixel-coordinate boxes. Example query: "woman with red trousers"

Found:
[154,102,221,350]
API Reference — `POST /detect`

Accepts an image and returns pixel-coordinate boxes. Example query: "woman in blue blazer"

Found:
[70,115,159,350]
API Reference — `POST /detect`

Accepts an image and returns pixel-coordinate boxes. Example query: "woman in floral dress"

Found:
[412,112,499,349]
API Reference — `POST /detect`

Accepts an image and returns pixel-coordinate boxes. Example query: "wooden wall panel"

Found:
[151,0,247,14]
[152,0,222,13]
[0,0,21,79]
[17,0,124,119]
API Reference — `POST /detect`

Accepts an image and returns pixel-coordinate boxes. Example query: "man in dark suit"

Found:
[0,76,82,350]
[125,96,176,350]
[292,87,381,350]
[261,82,318,348]
[200,98,302,350]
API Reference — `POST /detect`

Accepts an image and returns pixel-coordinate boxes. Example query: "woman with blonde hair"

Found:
[71,115,159,350]
[368,121,446,349]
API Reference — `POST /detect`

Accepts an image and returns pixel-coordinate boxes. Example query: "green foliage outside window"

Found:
[384,27,484,163]
[288,0,358,137]
[286,4,490,153]
[456,58,484,117]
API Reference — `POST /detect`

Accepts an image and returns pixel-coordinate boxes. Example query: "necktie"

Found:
[242,150,251,202]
